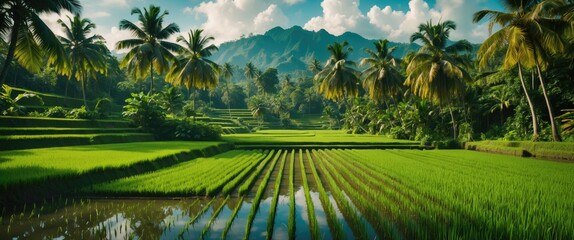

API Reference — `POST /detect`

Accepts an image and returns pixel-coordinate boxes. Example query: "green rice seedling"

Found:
[200,196,229,240]
[266,150,288,240]
[288,149,296,240]
[221,196,244,239]
[220,150,269,195]
[179,198,214,238]
[238,150,276,195]
[299,149,320,239]
[243,150,283,240]
[306,150,345,239]
[312,150,372,239]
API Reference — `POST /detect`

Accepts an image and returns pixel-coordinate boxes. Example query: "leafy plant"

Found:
[67,106,98,120]
[122,92,165,129]
[0,85,43,116]
[45,106,67,118]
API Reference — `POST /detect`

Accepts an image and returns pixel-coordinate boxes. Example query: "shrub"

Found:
[45,106,67,118]
[122,92,165,129]
[182,101,196,117]
[67,106,98,120]
[434,139,462,149]
[95,98,112,118]
[175,119,221,141]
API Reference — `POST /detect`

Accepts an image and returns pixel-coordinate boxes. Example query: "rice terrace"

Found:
[1,0,574,239]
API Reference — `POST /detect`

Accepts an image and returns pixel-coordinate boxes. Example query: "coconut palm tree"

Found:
[314,41,359,101]
[56,14,107,110]
[116,5,181,94]
[244,62,257,97]
[166,29,219,111]
[308,58,323,74]
[473,0,571,141]
[220,62,234,118]
[404,20,472,139]
[360,39,404,103]
[0,0,81,86]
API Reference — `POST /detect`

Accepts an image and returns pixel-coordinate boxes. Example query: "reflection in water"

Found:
[1,190,356,239]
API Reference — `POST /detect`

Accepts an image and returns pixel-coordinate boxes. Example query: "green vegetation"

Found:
[288,149,296,240]
[0,141,224,186]
[465,140,574,161]
[299,150,320,239]
[89,150,266,196]
[265,149,287,240]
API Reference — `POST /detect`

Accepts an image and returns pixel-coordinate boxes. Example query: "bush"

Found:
[122,92,165,129]
[95,98,112,118]
[45,106,67,118]
[434,139,462,149]
[175,119,221,141]
[182,101,196,117]
[67,106,98,120]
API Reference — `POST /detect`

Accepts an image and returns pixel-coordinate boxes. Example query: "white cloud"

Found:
[87,11,111,18]
[191,0,289,45]
[99,26,133,53]
[99,0,129,7]
[305,0,490,43]
[283,0,304,5]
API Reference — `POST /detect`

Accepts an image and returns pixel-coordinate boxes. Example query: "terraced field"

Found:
[5,148,572,239]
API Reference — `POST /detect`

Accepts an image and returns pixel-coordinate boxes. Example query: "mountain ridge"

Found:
[210,25,421,74]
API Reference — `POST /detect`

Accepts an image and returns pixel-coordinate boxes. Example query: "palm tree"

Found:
[166,29,219,112]
[308,58,323,74]
[0,0,81,86]
[220,62,234,118]
[244,62,257,97]
[404,20,472,139]
[115,5,181,94]
[55,14,107,110]
[314,41,360,101]
[360,39,404,103]
[473,0,570,141]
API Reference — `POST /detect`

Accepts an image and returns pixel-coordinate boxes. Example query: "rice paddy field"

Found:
[2,147,573,239]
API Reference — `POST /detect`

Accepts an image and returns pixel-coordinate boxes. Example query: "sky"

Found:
[40,0,504,52]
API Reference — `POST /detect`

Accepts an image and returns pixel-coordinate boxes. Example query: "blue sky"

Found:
[42,0,504,51]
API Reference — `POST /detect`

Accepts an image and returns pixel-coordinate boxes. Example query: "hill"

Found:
[210,26,421,74]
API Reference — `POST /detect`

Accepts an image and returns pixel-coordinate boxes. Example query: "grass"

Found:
[265,150,287,240]
[299,149,321,239]
[0,141,225,186]
[223,130,417,145]
[466,140,574,161]
[288,149,296,240]
[0,133,155,150]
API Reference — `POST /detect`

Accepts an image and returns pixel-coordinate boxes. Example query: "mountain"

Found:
[210,26,421,74]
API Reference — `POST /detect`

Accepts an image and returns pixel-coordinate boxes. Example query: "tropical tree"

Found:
[220,62,234,118]
[56,14,107,109]
[315,41,360,101]
[254,68,279,95]
[404,20,472,139]
[473,0,571,141]
[308,58,322,74]
[116,5,181,93]
[166,29,219,111]
[0,0,81,86]
[360,39,404,103]
[244,62,257,97]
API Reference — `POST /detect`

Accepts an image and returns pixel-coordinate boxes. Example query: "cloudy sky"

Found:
[41,0,503,52]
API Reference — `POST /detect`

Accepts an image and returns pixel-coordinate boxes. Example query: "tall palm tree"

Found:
[404,20,472,139]
[115,5,181,94]
[220,62,234,118]
[308,58,323,74]
[0,0,81,86]
[166,29,219,111]
[314,41,359,101]
[56,14,107,109]
[360,39,404,103]
[473,0,570,141]
[244,62,257,97]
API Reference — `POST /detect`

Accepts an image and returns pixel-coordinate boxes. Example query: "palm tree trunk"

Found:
[81,77,88,110]
[448,105,457,139]
[535,64,562,141]
[149,64,154,94]
[518,64,539,141]
[0,16,22,86]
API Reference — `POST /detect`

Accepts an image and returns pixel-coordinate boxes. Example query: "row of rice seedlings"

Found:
[90,150,259,195]
[200,196,230,240]
[220,151,268,195]
[288,149,296,240]
[298,149,321,239]
[243,150,283,240]
[305,149,345,238]
[237,150,277,195]
[312,150,373,239]
[204,152,267,196]
[337,149,452,235]
[220,196,244,239]
[179,198,215,238]
[315,149,391,239]
[265,150,288,240]
[323,149,419,237]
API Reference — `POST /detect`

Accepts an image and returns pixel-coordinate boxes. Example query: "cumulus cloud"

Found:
[190,0,289,45]
[305,0,491,43]
[283,0,305,5]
